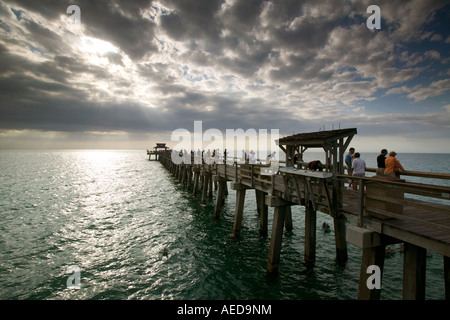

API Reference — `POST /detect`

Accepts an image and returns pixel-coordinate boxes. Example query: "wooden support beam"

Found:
[304,200,316,264]
[224,180,229,196]
[186,166,192,190]
[177,165,182,181]
[267,205,288,273]
[181,165,186,184]
[214,179,227,219]
[403,242,426,300]
[231,188,246,239]
[265,195,291,207]
[231,182,249,190]
[208,173,213,198]
[357,244,386,300]
[255,189,262,216]
[192,171,200,197]
[284,205,293,232]
[256,190,268,237]
[334,215,348,265]
[201,173,209,205]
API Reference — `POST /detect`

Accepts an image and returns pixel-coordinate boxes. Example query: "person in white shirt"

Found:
[351,152,366,176]
[249,150,256,164]
[351,152,366,190]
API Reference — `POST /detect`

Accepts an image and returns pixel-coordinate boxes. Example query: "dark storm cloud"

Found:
[80,1,157,60]
[0,71,166,132]
[0,0,449,148]
[4,0,158,60]
[160,0,223,39]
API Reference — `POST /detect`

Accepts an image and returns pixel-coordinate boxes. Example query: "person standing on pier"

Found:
[385,151,406,178]
[351,152,366,183]
[345,147,355,174]
[293,152,302,169]
[351,153,366,175]
[376,149,388,176]
[249,150,256,164]
[345,147,355,189]
[266,151,276,165]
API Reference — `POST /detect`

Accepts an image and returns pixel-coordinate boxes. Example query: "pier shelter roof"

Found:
[277,128,357,174]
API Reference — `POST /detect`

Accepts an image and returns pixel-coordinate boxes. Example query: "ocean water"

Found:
[0,149,448,300]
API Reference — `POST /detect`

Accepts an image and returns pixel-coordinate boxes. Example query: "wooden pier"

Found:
[148,128,450,300]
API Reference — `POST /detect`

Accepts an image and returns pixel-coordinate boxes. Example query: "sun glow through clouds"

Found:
[80,37,119,55]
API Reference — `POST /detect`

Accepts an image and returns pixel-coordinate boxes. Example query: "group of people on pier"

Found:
[344,147,406,178]
[300,147,407,190]
[174,148,278,165]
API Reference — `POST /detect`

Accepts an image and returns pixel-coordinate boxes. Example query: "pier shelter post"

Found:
[402,242,426,300]
[231,182,250,239]
[266,195,291,273]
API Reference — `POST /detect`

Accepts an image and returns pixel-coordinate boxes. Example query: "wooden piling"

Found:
[265,195,292,273]
[231,182,248,239]
[256,190,268,237]
[214,177,227,219]
[180,164,186,184]
[402,242,426,300]
[267,204,288,273]
[304,200,316,264]
[201,173,209,205]
[334,215,348,265]
[193,170,200,197]
[284,205,293,232]
[208,173,213,198]
[186,165,192,190]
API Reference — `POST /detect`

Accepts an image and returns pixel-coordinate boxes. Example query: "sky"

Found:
[0,0,449,153]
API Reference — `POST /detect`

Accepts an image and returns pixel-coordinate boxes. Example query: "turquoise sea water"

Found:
[0,150,448,300]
